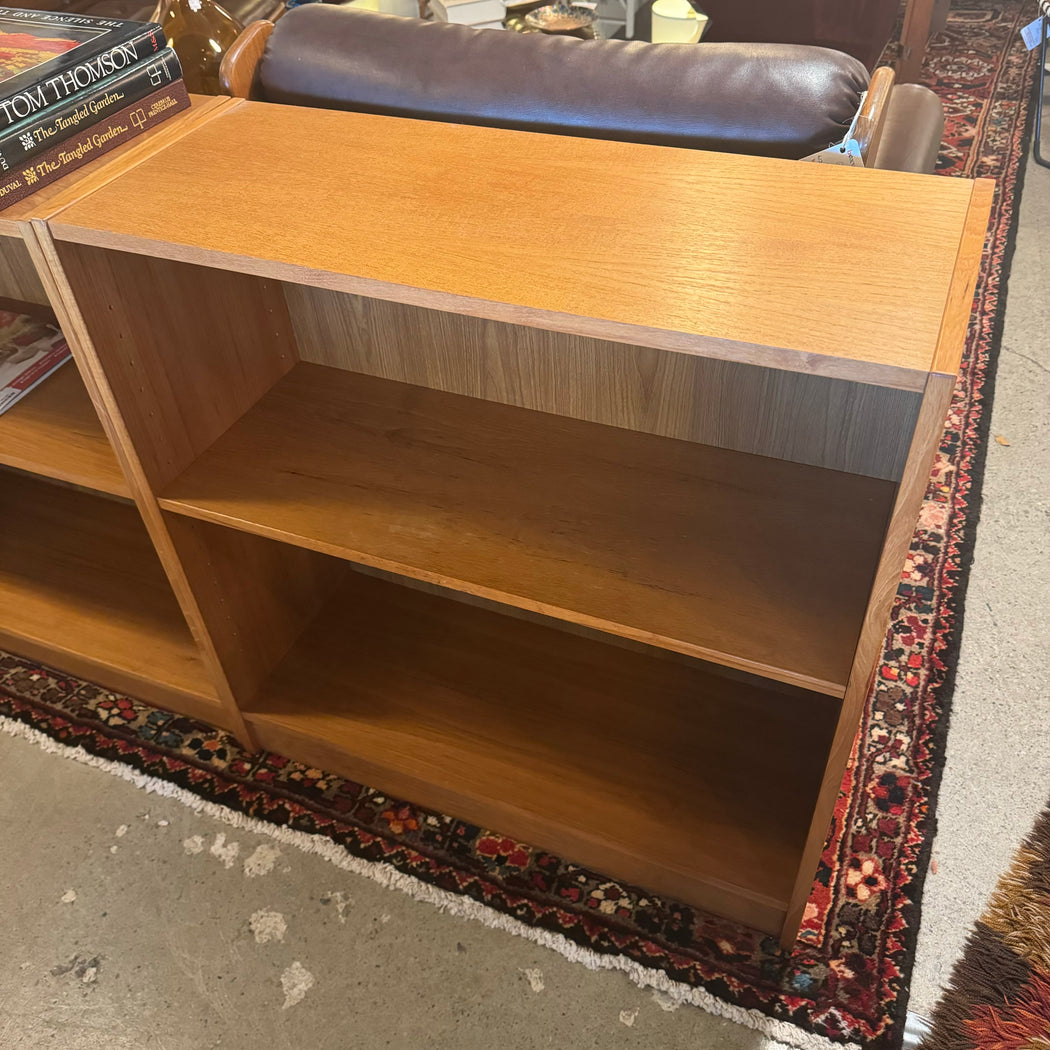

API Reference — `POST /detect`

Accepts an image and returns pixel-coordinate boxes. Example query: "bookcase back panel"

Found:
[55,242,299,490]
[285,283,920,482]
[0,234,48,307]
[162,512,346,704]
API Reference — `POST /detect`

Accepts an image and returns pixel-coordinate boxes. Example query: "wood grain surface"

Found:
[932,179,996,377]
[779,181,994,945]
[12,97,993,943]
[854,66,895,164]
[53,242,298,491]
[286,283,921,480]
[0,468,221,721]
[25,221,259,743]
[246,569,841,933]
[0,96,235,236]
[219,21,273,98]
[0,362,129,497]
[47,102,987,390]
[162,512,346,705]
[0,234,47,305]
[158,363,897,695]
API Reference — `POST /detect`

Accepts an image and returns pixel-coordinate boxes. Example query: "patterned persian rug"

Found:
[921,801,1050,1048]
[0,3,1040,1048]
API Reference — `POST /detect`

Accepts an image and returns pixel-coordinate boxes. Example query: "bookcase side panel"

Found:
[779,369,956,947]
[284,283,920,482]
[780,179,992,947]
[26,225,324,741]
[54,241,298,491]
[0,234,48,307]
[21,224,249,740]
[162,513,347,705]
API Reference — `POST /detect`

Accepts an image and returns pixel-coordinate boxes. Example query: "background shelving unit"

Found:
[0,360,130,498]
[0,95,240,731]
[0,97,991,947]
[0,469,216,716]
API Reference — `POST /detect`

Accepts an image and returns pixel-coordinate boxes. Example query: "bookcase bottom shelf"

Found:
[0,469,222,726]
[244,569,841,934]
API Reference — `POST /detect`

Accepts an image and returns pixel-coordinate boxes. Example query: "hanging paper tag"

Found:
[801,139,865,166]
[801,92,866,166]
[1020,15,1048,50]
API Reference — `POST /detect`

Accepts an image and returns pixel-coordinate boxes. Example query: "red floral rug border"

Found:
[0,4,1040,1047]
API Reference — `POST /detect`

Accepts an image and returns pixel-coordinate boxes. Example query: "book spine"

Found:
[0,81,190,212]
[0,23,167,130]
[0,48,182,173]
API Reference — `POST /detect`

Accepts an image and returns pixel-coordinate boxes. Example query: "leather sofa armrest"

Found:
[869,83,944,173]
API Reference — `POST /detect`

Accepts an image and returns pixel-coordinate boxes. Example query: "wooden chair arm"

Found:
[854,66,895,166]
[220,19,275,99]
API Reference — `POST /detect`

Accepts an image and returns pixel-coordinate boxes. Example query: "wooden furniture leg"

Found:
[898,0,938,83]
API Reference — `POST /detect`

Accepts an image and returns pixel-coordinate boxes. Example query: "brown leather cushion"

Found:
[258,6,870,160]
[871,84,944,174]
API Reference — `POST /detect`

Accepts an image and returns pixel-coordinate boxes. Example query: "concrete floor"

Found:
[0,726,784,1050]
[908,142,1050,1015]
[1,152,1048,1050]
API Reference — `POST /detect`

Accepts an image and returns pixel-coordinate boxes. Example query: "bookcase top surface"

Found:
[48,99,988,390]
[0,95,232,235]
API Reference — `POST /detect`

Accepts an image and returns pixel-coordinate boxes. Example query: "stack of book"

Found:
[430,0,506,30]
[0,6,189,209]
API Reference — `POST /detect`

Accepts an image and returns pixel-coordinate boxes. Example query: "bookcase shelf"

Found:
[158,363,896,696]
[243,566,839,931]
[0,469,219,722]
[0,362,129,498]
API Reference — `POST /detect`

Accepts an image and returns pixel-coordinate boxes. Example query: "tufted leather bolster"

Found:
[870,84,944,174]
[259,6,870,160]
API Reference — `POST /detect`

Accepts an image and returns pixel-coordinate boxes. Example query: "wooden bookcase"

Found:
[0,96,236,726]
[0,98,991,947]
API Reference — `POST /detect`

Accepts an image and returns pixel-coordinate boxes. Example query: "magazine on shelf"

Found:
[0,309,71,415]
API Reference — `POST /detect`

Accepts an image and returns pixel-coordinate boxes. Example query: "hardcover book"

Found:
[0,310,71,416]
[0,46,182,172]
[0,7,164,129]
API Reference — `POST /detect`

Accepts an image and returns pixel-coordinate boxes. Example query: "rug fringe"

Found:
[0,712,861,1050]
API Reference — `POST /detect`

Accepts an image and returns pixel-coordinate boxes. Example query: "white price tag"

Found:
[801,139,865,167]
[1020,15,1048,51]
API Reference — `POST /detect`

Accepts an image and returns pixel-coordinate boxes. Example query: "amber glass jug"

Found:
[150,0,244,95]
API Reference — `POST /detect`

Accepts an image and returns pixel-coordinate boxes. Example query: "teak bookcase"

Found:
[0,98,992,947]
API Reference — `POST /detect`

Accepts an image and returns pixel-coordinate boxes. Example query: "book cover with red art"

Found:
[0,7,164,128]
[0,310,70,416]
